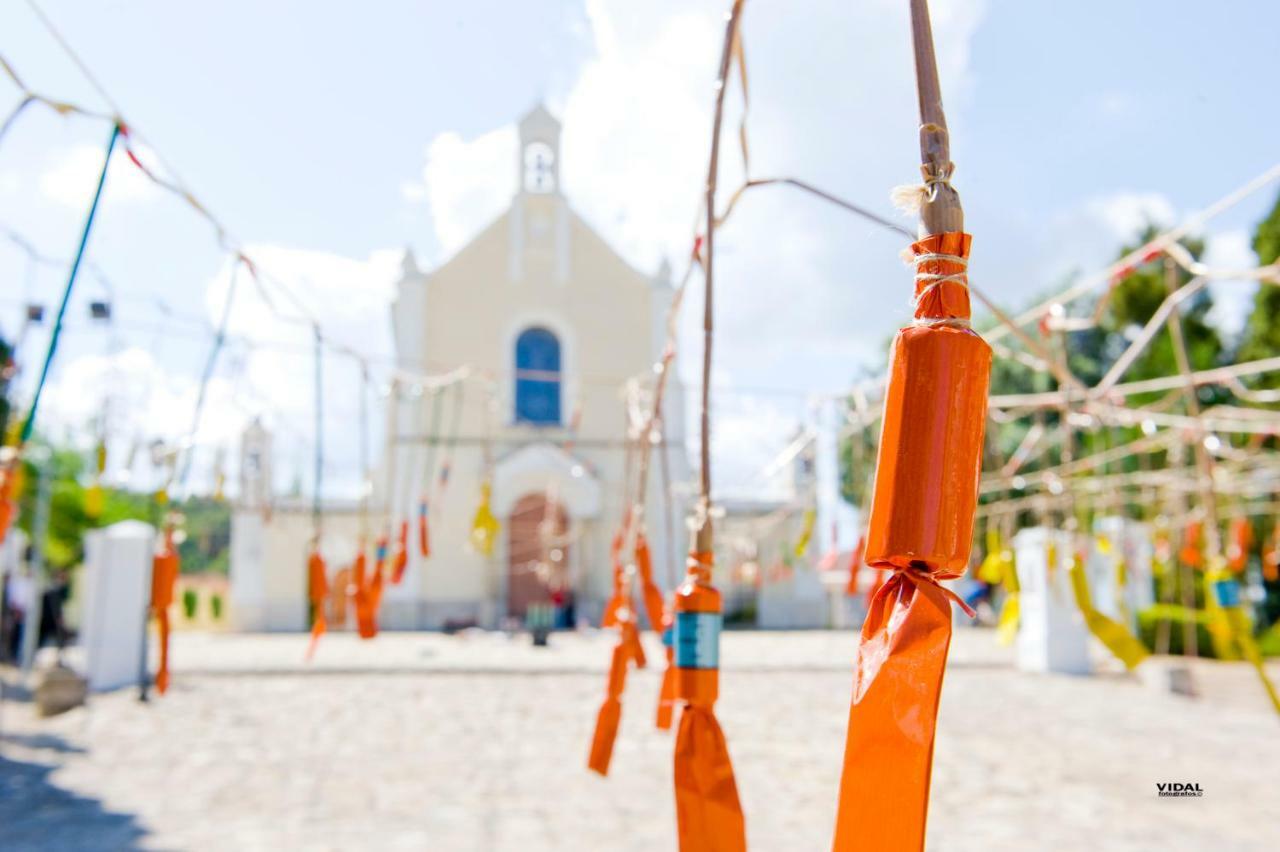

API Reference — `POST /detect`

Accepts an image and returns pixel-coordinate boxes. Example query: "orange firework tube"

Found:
[655,608,677,730]
[391,520,409,585]
[150,531,181,695]
[832,232,990,852]
[1227,517,1252,574]
[635,532,666,632]
[418,499,431,558]
[844,534,865,597]
[673,551,745,852]
[305,549,329,661]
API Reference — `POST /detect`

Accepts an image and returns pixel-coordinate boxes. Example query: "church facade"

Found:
[230,106,690,631]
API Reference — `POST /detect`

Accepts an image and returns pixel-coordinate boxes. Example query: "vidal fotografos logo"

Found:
[1157,782,1204,798]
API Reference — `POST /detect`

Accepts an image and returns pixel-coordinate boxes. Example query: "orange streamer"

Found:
[391,520,409,585]
[150,530,181,695]
[1227,517,1253,573]
[844,534,865,597]
[588,625,633,776]
[635,532,666,633]
[0,461,18,545]
[1264,527,1280,583]
[833,233,991,852]
[305,549,328,661]
[1180,520,1204,569]
[352,541,382,640]
[672,552,745,852]
[656,608,677,730]
[418,499,431,558]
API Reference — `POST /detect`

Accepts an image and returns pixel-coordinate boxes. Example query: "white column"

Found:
[1013,527,1091,675]
[80,520,154,691]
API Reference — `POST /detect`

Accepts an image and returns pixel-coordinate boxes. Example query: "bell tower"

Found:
[517,104,561,196]
[510,104,569,284]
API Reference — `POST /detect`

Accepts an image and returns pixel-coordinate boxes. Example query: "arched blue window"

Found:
[515,327,562,425]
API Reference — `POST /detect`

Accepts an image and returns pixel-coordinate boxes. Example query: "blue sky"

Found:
[3,0,1279,497]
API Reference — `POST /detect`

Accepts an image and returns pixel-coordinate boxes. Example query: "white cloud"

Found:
[38,142,160,209]
[1084,192,1177,241]
[416,125,518,259]
[1203,229,1258,336]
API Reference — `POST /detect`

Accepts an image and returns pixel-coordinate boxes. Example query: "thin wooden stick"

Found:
[909,0,963,235]
[696,0,747,552]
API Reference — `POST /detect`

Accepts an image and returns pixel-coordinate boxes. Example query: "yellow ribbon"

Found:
[1068,554,1148,670]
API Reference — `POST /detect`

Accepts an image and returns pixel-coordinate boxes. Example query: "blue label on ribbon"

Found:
[1213,578,1241,608]
[674,611,720,670]
[661,625,674,648]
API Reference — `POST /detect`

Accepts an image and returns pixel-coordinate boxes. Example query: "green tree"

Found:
[1236,190,1280,378]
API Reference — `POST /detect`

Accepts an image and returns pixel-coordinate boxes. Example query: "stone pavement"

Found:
[1,629,1277,851]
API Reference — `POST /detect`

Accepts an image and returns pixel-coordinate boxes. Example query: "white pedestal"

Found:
[1013,527,1091,675]
[1090,516,1155,632]
[80,520,154,692]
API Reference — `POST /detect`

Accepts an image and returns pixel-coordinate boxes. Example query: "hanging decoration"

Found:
[844,533,865,597]
[655,604,677,730]
[1180,519,1205,569]
[305,548,329,661]
[792,508,816,558]
[84,438,106,519]
[1226,516,1253,573]
[673,551,745,852]
[1263,524,1280,583]
[1067,549,1148,670]
[417,498,431,558]
[0,451,20,545]
[832,3,990,848]
[1205,560,1280,715]
[150,522,181,695]
[470,481,500,556]
[669,3,748,847]
[391,519,410,585]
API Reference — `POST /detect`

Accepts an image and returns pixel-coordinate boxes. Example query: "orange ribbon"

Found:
[150,531,180,695]
[588,623,634,776]
[0,462,17,545]
[418,499,431,558]
[844,534,865,597]
[656,604,677,730]
[635,532,667,632]
[305,549,329,661]
[391,520,409,585]
[832,571,957,851]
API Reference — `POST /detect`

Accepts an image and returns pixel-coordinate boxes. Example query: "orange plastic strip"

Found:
[832,574,954,851]
[150,533,181,694]
[635,532,667,632]
[391,520,409,585]
[587,636,631,775]
[305,549,329,661]
[418,499,431,558]
[656,608,676,730]
[844,535,865,597]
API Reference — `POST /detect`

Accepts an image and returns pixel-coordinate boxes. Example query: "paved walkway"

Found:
[1,629,1276,851]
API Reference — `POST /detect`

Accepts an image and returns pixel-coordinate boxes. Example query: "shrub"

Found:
[182,588,198,620]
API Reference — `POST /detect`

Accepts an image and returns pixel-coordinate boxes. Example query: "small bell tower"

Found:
[518,104,561,196]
